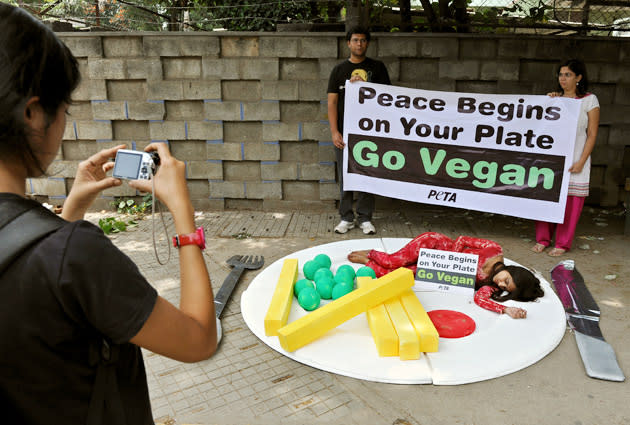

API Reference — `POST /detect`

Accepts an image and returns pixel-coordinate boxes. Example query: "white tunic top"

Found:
[568,93,599,197]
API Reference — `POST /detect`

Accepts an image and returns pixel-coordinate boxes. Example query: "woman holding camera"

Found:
[0,4,217,423]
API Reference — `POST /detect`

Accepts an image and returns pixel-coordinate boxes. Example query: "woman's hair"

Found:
[487,262,544,302]
[0,4,80,172]
[556,59,589,97]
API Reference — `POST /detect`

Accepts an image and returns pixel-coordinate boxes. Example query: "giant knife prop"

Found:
[551,260,625,382]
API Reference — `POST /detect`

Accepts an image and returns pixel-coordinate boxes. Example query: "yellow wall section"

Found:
[357,277,398,357]
[384,297,420,360]
[277,268,414,352]
[400,290,439,353]
[264,258,299,336]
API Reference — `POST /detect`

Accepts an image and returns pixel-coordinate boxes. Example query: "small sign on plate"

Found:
[414,248,478,297]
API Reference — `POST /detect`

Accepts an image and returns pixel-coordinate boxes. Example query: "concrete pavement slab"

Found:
[90,205,629,425]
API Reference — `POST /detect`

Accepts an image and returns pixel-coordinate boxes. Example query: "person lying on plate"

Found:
[348,232,544,319]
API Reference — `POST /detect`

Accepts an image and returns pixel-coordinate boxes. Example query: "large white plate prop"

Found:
[241,239,566,385]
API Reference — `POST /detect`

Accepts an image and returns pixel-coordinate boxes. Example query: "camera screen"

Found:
[113,152,143,179]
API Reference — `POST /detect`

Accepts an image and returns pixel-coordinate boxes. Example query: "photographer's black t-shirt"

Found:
[0,194,157,424]
[327,57,391,131]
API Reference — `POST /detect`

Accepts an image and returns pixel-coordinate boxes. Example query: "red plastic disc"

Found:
[427,310,476,338]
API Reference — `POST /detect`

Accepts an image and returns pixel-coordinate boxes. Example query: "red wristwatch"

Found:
[172,227,205,250]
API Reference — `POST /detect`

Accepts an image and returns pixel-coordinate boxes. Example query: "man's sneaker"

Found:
[360,221,376,235]
[334,220,355,234]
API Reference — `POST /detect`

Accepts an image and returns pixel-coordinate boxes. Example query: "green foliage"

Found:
[9,0,325,32]
[475,7,499,22]
[314,2,337,23]
[369,0,398,26]
[504,0,552,23]
[405,0,470,32]
[6,0,587,34]
[99,217,130,235]
[201,0,316,31]
[527,1,552,23]
[113,194,153,216]
[7,0,164,30]
[98,195,150,235]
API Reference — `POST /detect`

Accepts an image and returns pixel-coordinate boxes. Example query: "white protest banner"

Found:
[414,248,478,297]
[342,82,582,223]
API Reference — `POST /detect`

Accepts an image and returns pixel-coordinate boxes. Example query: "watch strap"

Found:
[172,227,205,250]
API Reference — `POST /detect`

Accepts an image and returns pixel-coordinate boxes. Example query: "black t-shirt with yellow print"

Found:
[327,57,391,131]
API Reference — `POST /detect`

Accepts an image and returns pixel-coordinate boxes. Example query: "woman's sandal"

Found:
[548,247,566,257]
[531,243,546,253]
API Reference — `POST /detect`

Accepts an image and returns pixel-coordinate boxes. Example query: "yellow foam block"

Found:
[277,268,414,352]
[383,297,420,360]
[400,290,439,353]
[264,258,299,336]
[357,277,398,357]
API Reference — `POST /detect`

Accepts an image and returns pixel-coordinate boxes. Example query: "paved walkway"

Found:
[93,205,629,425]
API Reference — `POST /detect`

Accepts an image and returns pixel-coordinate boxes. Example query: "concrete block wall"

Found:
[31,32,630,210]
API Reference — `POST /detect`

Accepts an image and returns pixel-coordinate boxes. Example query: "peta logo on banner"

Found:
[427,190,456,203]
[341,81,582,223]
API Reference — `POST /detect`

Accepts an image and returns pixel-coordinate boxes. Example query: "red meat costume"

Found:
[474,285,507,314]
[364,232,507,314]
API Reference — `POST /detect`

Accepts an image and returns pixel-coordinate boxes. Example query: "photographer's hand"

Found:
[128,142,193,225]
[129,142,217,362]
[61,144,125,222]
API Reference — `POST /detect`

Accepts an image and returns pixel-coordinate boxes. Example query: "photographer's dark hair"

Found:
[0,3,80,172]
[486,262,544,302]
[346,26,371,42]
[557,59,589,97]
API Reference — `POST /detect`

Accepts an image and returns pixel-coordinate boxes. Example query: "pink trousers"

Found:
[535,196,585,251]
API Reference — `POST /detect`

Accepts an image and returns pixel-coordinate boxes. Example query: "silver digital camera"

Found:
[112,149,159,180]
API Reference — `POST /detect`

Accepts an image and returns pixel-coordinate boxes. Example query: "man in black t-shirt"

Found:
[327,26,391,235]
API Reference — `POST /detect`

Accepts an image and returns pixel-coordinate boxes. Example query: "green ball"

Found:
[294,278,314,297]
[338,279,355,290]
[303,260,322,280]
[298,287,321,311]
[336,264,356,279]
[331,282,354,300]
[356,266,376,279]
[313,268,334,283]
[313,254,332,269]
[334,272,354,286]
[315,277,334,299]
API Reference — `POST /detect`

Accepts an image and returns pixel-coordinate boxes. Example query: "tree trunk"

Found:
[327,1,343,23]
[579,0,591,36]
[345,0,368,31]
[453,0,469,32]
[181,0,191,31]
[167,0,184,31]
[418,0,439,31]
[399,0,411,31]
[95,0,101,29]
[438,0,451,21]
